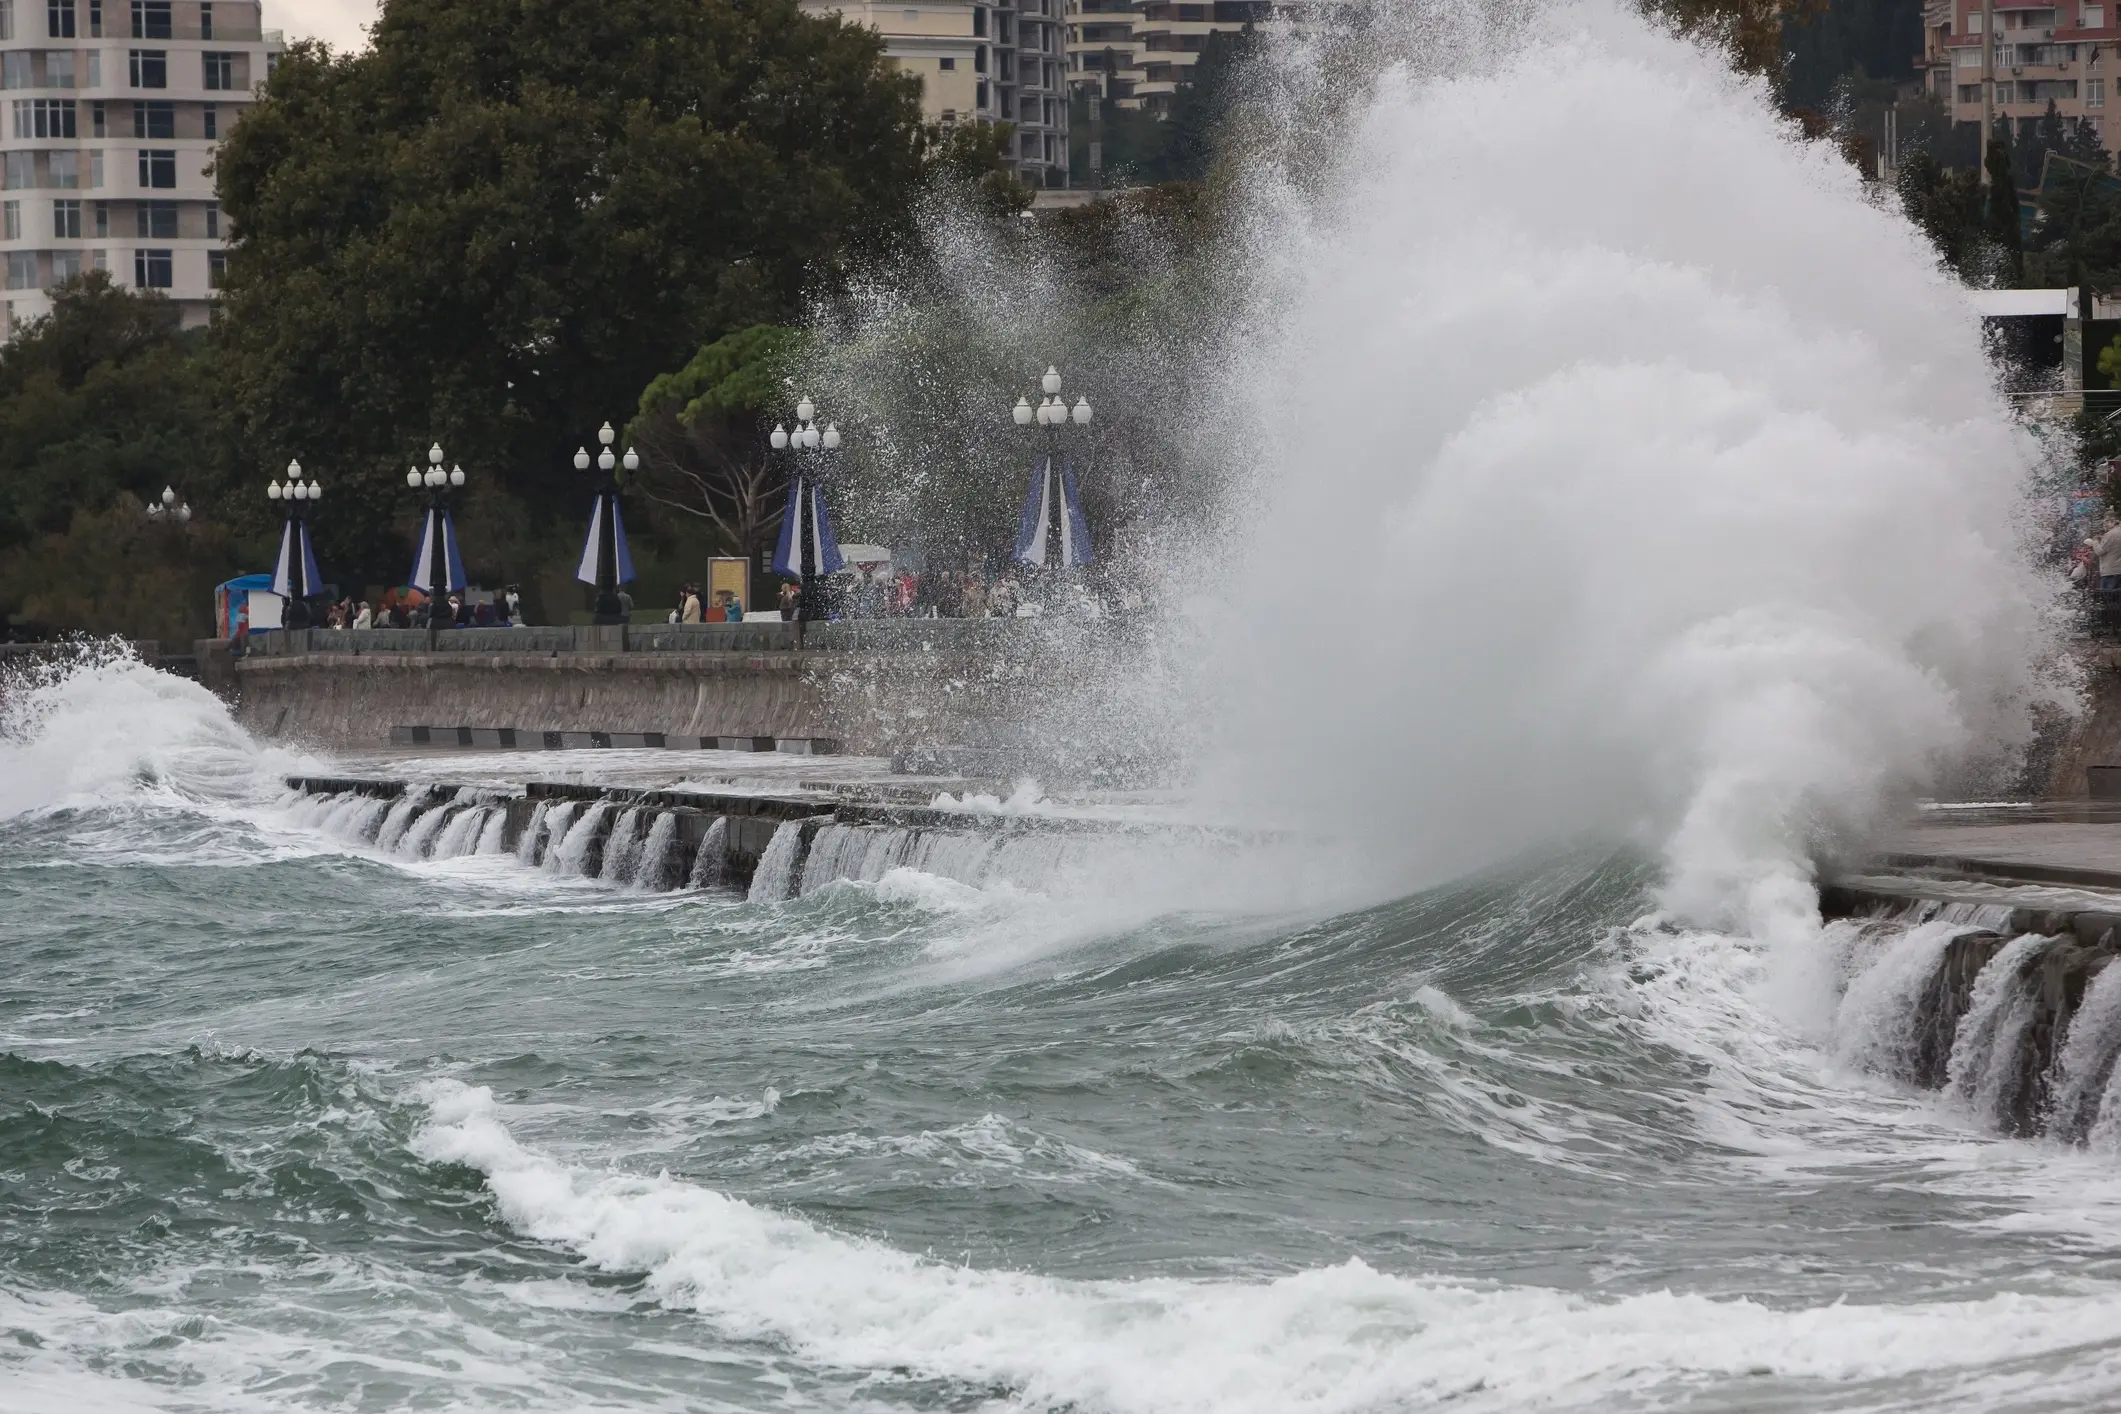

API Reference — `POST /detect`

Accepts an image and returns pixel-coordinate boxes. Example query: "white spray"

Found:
[1188,0,2059,939]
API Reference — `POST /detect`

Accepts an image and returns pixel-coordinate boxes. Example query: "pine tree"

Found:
[1988,124,2026,284]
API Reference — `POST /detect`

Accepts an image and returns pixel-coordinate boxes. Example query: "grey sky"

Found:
[269,0,378,51]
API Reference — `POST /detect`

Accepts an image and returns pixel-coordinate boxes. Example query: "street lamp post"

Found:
[769,397,841,640]
[405,442,464,649]
[573,422,639,626]
[266,459,322,631]
[1011,363,1093,578]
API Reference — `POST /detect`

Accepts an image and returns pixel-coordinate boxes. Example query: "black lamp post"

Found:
[405,441,463,649]
[769,396,841,630]
[267,458,321,630]
[574,421,638,626]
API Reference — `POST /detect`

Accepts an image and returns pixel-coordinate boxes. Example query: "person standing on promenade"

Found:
[2091,517,2121,591]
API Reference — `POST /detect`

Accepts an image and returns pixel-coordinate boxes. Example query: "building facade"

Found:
[0,0,281,331]
[805,0,1070,186]
[1067,0,1267,115]
[1924,0,2121,153]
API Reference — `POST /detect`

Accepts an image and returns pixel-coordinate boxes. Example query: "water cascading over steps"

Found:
[1835,905,2121,1142]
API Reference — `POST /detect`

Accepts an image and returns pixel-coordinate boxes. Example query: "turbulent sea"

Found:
[4,0,2115,1402]
[8,661,2121,1413]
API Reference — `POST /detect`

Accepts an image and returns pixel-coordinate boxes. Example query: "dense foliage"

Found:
[211,0,935,586]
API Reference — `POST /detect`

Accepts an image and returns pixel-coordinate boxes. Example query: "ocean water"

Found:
[8,657,2121,1414]
[1,0,2105,1405]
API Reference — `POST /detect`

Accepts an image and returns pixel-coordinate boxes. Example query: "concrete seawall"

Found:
[234,650,830,750]
[216,618,1156,759]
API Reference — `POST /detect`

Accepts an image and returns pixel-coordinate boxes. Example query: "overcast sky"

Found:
[271,0,378,51]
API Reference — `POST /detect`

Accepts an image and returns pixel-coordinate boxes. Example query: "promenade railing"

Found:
[242,617,1104,656]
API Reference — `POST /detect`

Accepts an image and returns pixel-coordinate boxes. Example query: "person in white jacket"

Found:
[2090,519,2121,591]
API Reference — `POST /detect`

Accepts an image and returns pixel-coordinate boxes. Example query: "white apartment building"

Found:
[1067,0,1268,114]
[0,0,282,331]
[806,0,1070,186]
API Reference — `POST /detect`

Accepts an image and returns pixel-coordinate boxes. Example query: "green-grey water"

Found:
[6,659,2121,1413]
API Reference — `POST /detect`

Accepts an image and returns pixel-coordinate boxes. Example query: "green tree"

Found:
[1897,150,1987,278]
[0,274,234,553]
[630,323,808,567]
[1986,126,2025,283]
[1165,28,1259,181]
[212,0,932,589]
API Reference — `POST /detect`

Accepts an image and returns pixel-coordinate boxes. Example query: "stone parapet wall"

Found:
[233,650,830,750]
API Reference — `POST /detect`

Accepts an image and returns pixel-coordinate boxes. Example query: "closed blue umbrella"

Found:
[772,477,845,580]
[409,507,466,596]
[1013,453,1092,569]
[272,515,322,602]
[574,491,636,591]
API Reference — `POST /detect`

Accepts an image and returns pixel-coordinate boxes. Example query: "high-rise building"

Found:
[806,0,1070,187]
[0,0,282,332]
[1067,0,1267,116]
[1923,0,2121,155]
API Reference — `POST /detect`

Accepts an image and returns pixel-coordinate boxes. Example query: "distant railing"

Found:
[240,616,1124,657]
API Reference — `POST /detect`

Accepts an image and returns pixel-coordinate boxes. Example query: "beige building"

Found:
[1923,0,2121,154]
[0,0,282,330]
[808,0,1070,186]
[1067,0,1267,115]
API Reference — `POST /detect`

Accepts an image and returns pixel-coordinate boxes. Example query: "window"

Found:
[0,53,26,88]
[975,44,987,72]
[14,98,78,137]
[973,4,986,34]
[207,248,224,287]
[47,0,72,38]
[135,196,171,235]
[91,196,104,233]
[939,55,955,70]
[84,51,96,86]
[1,199,16,237]
[87,148,98,185]
[2090,4,2109,24]
[128,0,164,37]
[48,149,75,187]
[2,151,31,187]
[88,245,102,269]
[1959,82,1983,101]
[87,0,99,35]
[203,205,215,237]
[7,250,35,287]
[132,245,167,287]
[46,51,73,87]
[48,248,75,280]
[130,98,169,137]
[198,1,210,38]
[976,77,988,106]
[0,0,12,40]
[201,102,214,138]
[136,147,171,186]
[89,99,102,135]
[2094,76,2109,104]
[128,48,165,88]
[202,51,232,90]
[52,196,76,235]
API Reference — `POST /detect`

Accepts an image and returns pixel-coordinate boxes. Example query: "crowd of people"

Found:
[670,582,745,623]
[321,587,526,630]
[296,565,1141,634]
